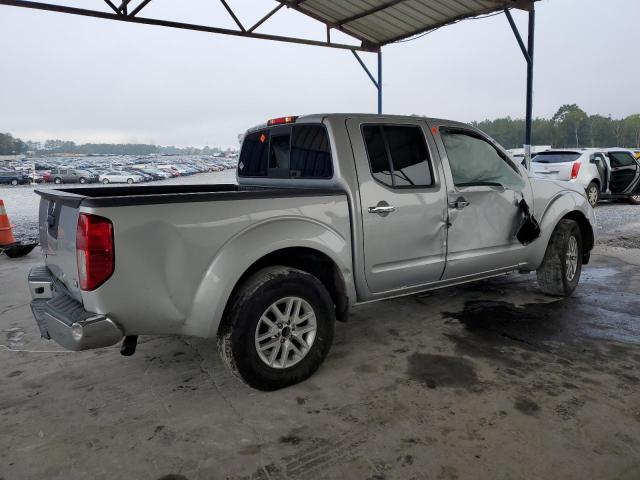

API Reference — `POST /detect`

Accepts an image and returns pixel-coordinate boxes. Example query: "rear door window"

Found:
[362,125,434,188]
[609,151,636,167]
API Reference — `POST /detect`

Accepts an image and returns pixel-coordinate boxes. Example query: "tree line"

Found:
[0,135,229,156]
[3,104,639,156]
[471,104,640,149]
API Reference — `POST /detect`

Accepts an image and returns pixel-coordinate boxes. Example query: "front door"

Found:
[608,151,640,193]
[346,118,448,294]
[433,125,533,280]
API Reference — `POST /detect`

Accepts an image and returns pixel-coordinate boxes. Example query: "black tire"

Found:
[629,194,640,205]
[10,179,18,186]
[127,178,133,184]
[79,177,87,184]
[102,178,109,184]
[218,266,335,391]
[536,219,583,297]
[54,177,62,184]
[586,182,599,208]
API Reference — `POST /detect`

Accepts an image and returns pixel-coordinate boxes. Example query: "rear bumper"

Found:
[28,266,123,351]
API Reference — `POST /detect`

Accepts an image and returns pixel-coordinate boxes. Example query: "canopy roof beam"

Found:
[0,0,377,51]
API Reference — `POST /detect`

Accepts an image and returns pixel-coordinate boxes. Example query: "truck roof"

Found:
[245,113,466,134]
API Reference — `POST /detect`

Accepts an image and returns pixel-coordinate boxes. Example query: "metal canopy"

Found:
[0,0,538,165]
[280,0,531,47]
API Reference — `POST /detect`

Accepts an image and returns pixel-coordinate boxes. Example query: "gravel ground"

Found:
[0,170,236,243]
[1,177,638,247]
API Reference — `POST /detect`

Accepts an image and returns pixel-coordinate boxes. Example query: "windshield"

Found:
[532,152,581,164]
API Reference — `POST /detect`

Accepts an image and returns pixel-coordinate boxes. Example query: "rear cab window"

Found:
[238,124,333,179]
[362,124,434,188]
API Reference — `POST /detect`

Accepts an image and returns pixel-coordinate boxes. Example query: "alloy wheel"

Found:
[254,296,317,369]
[566,235,578,281]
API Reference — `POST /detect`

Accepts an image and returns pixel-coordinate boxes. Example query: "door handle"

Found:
[368,201,396,216]
[448,197,470,209]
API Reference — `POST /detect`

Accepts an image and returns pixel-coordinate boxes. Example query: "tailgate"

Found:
[38,194,83,302]
[531,161,573,181]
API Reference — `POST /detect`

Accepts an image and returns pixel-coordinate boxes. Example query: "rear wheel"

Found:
[127,178,134,184]
[102,178,109,184]
[54,177,62,184]
[586,182,599,207]
[536,219,583,297]
[79,177,87,184]
[218,266,335,391]
[629,194,640,205]
[10,179,18,186]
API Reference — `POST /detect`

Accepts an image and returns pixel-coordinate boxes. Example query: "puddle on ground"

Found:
[406,353,478,389]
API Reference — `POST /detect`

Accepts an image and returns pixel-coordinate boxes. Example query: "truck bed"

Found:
[35,183,344,208]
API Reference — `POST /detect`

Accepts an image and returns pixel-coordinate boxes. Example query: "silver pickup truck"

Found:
[28,114,596,390]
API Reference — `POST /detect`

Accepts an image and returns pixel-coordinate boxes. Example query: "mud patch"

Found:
[406,353,478,389]
[514,396,540,416]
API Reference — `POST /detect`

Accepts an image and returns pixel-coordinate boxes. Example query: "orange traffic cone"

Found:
[0,199,17,247]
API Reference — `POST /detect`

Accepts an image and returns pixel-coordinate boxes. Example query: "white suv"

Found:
[532,149,640,206]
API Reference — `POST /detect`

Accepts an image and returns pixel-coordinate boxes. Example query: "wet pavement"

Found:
[1,246,639,480]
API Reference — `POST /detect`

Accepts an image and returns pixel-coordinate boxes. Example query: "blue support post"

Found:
[377,50,382,114]
[351,48,382,114]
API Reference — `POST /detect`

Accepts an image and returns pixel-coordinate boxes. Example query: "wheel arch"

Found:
[219,247,350,335]
[186,217,354,339]
[561,210,594,255]
[528,190,596,269]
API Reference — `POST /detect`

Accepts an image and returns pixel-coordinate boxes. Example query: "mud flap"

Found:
[1,242,38,258]
[515,199,541,245]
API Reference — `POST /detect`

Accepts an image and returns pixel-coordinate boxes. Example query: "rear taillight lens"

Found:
[76,213,114,291]
[571,162,581,179]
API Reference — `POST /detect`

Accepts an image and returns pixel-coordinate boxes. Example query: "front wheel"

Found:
[79,177,87,184]
[102,178,109,184]
[127,178,134,184]
[629,194,640,205]
[54,177,62,184]
[218,266,335,391]
[10,179,18,186]
[586,182,599,207]
[536,219,583,296]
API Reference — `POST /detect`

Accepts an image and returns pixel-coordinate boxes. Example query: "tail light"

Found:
[570,162,581,179]
[76,213,114,290]
[267,116,298,126]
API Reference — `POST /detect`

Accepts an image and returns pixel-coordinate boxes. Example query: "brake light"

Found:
[571,162,581,179]
[267,116,298,126]
[76,213,114,291]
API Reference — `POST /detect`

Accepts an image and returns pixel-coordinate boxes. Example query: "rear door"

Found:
[346,118,447,294]
[608,151,640,193]
[433,125,533,279]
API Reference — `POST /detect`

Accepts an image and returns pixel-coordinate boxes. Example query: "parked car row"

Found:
[1,155,238,186]
[0,168,30,185]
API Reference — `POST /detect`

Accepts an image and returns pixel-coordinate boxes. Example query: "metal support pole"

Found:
[524,7,535,170]
[377,50,382,114]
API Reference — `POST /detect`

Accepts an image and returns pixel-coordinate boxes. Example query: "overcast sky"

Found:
[1,0,639,147]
